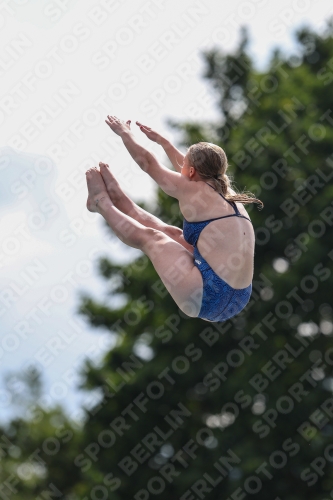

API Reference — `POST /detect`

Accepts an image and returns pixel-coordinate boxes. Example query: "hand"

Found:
[136,121,162,144]
[105,115,131,136]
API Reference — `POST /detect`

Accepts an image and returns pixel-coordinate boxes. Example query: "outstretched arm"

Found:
[136,121,185,173]
[105,115,190,200]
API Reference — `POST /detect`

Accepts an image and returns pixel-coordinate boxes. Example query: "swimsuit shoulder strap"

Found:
[206,183,240,215]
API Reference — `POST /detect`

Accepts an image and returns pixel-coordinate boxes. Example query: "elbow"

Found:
[133,153,150,172]
[141,153,156,173]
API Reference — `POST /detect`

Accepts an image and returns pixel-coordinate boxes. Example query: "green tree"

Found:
[0,367,83,499]
[74,22,333,499]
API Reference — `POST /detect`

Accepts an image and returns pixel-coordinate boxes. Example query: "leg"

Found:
[99,162,194,254]
[86,168,203,317]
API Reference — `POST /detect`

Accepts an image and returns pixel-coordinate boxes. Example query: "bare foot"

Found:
[86,167,110,213]
[99,161,123,206]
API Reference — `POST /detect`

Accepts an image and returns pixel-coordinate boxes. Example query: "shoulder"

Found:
[178,181,218,220]
[178,180,208,204]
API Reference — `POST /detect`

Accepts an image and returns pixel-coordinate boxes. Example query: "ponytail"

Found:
[210,174,264,209]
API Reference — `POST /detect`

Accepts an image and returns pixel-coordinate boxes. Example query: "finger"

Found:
[136,121,150,129]
[105,120,115,128]
[138,124,149,131]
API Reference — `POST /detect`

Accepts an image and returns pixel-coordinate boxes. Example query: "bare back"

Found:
[178,181,255,289]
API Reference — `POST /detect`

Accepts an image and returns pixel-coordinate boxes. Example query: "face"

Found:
[181,154,195,179]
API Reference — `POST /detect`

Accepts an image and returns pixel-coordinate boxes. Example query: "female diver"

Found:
[85,116,263,322]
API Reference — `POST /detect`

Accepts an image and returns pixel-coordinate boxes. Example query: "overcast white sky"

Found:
[0,0,332,423]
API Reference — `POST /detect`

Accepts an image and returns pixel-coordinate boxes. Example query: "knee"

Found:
[139,228,165,252]
[165,225,182,240]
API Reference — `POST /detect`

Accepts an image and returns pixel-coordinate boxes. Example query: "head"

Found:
[182,142,230,195]
[181,141,264,208]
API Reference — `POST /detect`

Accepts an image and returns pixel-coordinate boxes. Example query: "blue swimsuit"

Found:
[183,184,253,322]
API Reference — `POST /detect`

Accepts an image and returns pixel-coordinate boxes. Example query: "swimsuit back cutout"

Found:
[183,183,252,246]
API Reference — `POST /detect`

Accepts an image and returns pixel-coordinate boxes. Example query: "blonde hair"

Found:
[187,142,263,208]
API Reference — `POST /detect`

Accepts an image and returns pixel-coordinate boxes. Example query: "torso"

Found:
[179,181,255,289]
